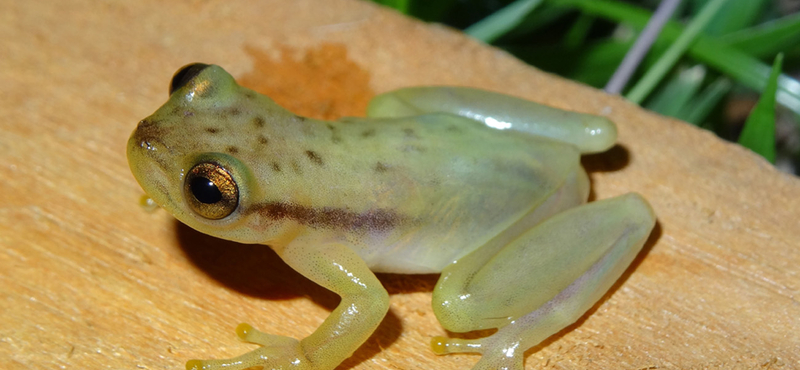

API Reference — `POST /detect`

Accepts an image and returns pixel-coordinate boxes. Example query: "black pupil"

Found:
[190,176,223,204]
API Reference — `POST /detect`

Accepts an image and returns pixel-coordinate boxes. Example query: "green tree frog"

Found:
[127,64,656,370]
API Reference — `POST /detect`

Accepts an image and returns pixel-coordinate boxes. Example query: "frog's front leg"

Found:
[431,193,655,370]
[187,240,390,370]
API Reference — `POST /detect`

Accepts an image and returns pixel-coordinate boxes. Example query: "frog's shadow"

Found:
[582,144,630,173]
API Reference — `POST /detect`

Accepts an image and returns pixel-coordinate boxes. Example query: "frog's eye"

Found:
[169,63,210,95]
[184,162,239,220]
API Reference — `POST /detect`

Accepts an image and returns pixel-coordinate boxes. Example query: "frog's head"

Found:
[127,64,304,246]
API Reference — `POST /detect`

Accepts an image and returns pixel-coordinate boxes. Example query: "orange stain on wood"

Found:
[239,44,374,120]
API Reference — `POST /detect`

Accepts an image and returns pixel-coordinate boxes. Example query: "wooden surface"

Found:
[2,1,799,369]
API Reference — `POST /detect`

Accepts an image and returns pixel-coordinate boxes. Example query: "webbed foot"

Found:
[186,323,309,370]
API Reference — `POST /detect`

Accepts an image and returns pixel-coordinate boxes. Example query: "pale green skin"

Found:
[127,65,656,370]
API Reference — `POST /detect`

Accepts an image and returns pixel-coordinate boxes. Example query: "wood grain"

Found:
[1,1,798,369]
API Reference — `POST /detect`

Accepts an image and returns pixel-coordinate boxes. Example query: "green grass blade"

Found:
[604,0,680,94]
[718,13,800,58]
[465,0,545,43]
[550,0,800,116]
[625,0,728,104]
[502,5,571,38]
[702,0,769,36]
[680,77,733,125]
[646,65,706,117]
[738,53,782,163]
[563,13,595,49]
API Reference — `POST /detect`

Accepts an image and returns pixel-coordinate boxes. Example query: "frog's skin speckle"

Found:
[253,116,266,128]
[223,107,242,116]
[305,150,324,166]
[361,128,376,138]
[402,128,419,139]
[127,64,655,370]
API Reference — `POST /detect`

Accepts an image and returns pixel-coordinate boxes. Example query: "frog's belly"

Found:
[351,164,589,275]
[360,237,485,274]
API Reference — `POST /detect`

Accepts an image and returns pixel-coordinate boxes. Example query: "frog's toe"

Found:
[186,325,308,370]
[431,336,523,370]
[235,322,299,347]
[430,336,482,355]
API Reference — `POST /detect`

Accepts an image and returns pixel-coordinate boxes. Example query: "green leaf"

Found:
[625,0,727,104]
[738,53,782,163]
[465,0,545,43]
[646,65,706,117]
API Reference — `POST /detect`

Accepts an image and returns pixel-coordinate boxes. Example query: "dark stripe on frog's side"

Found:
[206,127,220,134]
[226,146,239,154]
[249,202,404,232]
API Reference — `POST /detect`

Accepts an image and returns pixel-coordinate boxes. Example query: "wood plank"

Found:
[1,0,797,369]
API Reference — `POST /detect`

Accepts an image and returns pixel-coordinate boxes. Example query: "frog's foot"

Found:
[432,336,524,370]
[185,323,309,370]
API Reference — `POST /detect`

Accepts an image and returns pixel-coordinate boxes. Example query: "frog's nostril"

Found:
[169,63,211,95]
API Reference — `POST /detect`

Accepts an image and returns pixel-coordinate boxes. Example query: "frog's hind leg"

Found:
[366,86,616,154]
[430,193,656,370]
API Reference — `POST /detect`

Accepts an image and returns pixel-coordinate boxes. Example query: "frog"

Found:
[127,63,656,370]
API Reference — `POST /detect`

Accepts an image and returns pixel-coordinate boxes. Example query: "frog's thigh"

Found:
[431,193,655,370]
[366,86,616,154]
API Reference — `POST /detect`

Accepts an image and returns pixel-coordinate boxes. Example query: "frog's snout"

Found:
[127,121,173,175]
[129,120,167,155]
